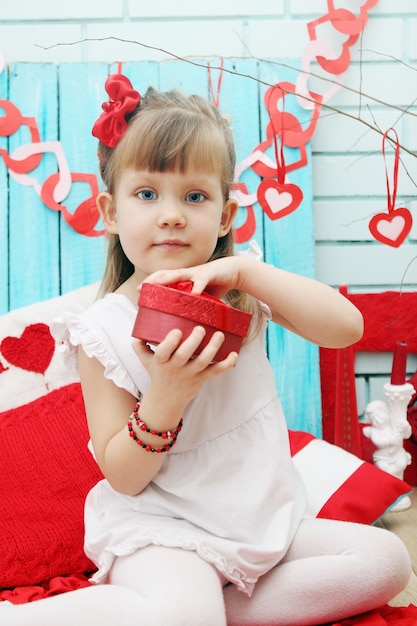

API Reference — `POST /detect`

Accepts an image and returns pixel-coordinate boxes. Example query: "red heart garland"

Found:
[231,181,256,244]
[0,117,42,174]
[257,179,303,221]
[0,100,26,137]
[308,0,378,74]
[41,172,104,237]
[0,323,55,375]
[369,208,412,248]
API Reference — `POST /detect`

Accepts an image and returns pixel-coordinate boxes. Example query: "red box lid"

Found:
[138,282,252,338]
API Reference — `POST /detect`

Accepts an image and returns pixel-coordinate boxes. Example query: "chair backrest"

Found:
[319,288,417,484]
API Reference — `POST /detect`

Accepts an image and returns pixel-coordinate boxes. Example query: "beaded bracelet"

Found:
[127,402,183,453]
[132,402,179,440]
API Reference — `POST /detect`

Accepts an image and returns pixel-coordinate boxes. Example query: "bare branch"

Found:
[35,36,417,160]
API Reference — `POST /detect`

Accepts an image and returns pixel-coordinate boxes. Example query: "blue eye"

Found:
[138,189,157,201]
[186,192,205,203]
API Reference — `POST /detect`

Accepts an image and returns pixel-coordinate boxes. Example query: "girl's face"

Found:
[98,167,238,285]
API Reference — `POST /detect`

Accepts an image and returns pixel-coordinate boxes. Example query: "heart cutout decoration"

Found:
[369,208,413,248]
[0,323,55,375]
[231,181,256,244]
[41,172,104,237]
[257,179,303,221]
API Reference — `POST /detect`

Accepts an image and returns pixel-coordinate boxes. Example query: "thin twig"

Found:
[400,255,417,293]
[362,49,417,73]
[35,36,417,159]
[36,37,417,116]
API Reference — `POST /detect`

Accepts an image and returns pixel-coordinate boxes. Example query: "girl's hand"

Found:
[132,324,238,416]
[139,257,243,300]
[139,254,363,348]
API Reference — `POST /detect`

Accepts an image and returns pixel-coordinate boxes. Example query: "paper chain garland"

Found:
[0,0,408,247]
[0,64,104,237]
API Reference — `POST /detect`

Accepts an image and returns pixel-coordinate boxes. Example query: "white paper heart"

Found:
[265,187,292,213]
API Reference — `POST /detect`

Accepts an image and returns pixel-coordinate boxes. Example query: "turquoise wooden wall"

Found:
[0,59,321,435]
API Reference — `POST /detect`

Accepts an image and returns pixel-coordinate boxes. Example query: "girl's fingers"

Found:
[132,330,185,365]
[132,338,153,357]
[157,327,225,368]
[187,331,238,373]
[134,327,239,375]
[153,328,184,362]
[163,326,207,363]
[137,267,210,295]
[210,350,239,373]
[189,330,225,364]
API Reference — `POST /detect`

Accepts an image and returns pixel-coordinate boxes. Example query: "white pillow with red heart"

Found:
[0,283,98,412]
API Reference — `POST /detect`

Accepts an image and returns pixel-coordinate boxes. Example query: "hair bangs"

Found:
[114,108,233,194]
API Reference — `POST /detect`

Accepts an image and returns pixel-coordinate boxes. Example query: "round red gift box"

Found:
[132,282,252,362]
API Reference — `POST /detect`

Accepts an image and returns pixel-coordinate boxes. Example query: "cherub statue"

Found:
[363,399,411,480]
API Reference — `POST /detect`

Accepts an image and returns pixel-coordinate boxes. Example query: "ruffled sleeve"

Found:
[51,295,149,399]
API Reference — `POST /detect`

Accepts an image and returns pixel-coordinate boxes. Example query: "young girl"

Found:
[4,74,410,626]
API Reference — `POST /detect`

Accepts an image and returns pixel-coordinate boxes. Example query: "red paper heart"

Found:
[231,181,256,244]
[0,323,55,375]
[41,172,104,237]
[0,100,25,137]
[257,179,303,221]
[369,208,413,248]
[252,141,308,179]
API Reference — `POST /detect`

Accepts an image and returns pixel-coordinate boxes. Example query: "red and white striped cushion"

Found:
[289,430,412,524]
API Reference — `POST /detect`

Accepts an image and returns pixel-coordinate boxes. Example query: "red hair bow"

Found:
[92,74,141,148]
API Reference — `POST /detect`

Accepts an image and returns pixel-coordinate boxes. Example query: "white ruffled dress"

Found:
[52,293,306,597]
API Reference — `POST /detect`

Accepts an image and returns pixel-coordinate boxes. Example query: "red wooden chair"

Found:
[320,288,417,485]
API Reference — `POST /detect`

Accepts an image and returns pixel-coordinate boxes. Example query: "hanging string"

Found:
[265,85,286,184]
[207,57,224,108]
[382,127,400,215]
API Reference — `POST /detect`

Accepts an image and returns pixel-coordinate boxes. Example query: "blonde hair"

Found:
[97,84,259,320]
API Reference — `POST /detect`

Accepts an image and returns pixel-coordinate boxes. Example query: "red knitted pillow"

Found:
[0,382,102,588]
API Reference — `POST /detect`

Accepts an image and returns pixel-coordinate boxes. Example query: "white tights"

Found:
[1,519,411,626]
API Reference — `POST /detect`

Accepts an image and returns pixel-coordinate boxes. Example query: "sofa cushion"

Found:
[0,383,103,588]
